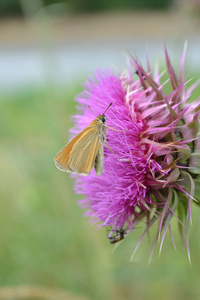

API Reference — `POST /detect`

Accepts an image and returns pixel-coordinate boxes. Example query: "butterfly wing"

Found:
[69,128,101,175]
[54,125,101,175]
[54,127,90,172]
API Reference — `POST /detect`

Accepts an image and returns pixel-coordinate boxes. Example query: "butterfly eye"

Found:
[101,116,106,123]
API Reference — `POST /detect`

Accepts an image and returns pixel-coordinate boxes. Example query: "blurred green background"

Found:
[0,0,173,16]
[0,1,200,300]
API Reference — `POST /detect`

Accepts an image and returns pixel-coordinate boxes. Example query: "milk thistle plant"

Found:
[69,46,200,262]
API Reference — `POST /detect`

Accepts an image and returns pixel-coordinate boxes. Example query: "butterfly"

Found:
[54,103,113,176]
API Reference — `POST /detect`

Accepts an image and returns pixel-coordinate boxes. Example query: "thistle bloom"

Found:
[70,46,200,262]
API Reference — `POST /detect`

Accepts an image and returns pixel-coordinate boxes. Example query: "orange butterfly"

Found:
[54,103,112,176]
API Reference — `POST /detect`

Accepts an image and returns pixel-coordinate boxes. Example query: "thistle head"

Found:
[70,46,200,262]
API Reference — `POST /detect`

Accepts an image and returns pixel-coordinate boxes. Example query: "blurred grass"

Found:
[0,76,200,300]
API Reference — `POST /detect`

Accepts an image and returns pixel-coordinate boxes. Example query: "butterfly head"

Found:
[100,115,106,123]
[95,114,106,124]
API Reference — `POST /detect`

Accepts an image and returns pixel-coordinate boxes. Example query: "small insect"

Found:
[54,103,113,176]
[108,228,127,244]
[135,70,146,79]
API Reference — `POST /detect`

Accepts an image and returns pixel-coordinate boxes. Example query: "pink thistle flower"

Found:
[69,46,200,262]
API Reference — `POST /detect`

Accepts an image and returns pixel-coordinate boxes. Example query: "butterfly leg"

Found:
[105,125,127,132]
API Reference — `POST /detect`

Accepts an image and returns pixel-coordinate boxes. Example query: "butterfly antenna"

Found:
[88,106,97,117]
[103,103,112,115]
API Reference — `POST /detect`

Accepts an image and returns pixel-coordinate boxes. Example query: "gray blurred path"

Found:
[0,10,199,92]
